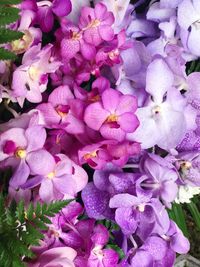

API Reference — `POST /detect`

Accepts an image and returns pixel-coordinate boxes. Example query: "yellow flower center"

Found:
[28,66,41,81]
[106,114,118,123]
[84,151,97,160]
[47,171,55,179]
[15,149,26,159]
[11,30,33,54]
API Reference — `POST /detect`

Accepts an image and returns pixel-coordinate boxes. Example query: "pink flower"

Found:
[84,89,139,142]
[28,247,77,267]
[12,44,61,106]
[60,20,96,60]
[79,3,115,46]
[22,153,88,202]
[37,85,85,135]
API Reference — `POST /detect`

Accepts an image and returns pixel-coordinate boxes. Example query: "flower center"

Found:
[15,148,27,159]
[47,171,55,179]
[11,30,33,54]
[88,19,101,28]
[106,114,118,123]
[84,151,97,160]
[108,49,120,60]
[138,203,145,212]
[92,245,104,260]
[28,66,41,81]
[152,105,162,115]
[180,161,192,171]
[55,105,70,118]
[72,31,81,40]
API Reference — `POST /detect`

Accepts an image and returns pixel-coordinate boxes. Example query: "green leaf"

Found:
[0,0,22,5]
[0,28,23,44]
[0,6,20,27]
[169,203,188,237]
[187,201,200,231]
[0,47,16,60]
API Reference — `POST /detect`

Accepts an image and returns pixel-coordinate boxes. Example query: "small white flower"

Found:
[175,185,200,204]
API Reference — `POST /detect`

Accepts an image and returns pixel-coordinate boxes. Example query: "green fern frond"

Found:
[0,28,23,44]
[0,194,73,266]
[0,47,17,60]
[0,0,22,5]
[0,6,20,27]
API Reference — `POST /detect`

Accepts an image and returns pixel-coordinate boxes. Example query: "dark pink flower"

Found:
[84,89,139,142]
[79,3,115,46]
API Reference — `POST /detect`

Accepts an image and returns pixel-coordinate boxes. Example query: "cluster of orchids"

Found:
[0,0,200,266]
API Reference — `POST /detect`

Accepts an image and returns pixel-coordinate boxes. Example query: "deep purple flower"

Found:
[37,0,72,32]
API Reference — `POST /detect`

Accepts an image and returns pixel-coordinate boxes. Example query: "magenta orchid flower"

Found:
[12,44,61,106]
[60,20,96,61]
[96,30,131,66]
[79,2,115,46]
[0,125,46,188]
[37,0,72,32]
[84,89,139,142]
[37,85,85,135]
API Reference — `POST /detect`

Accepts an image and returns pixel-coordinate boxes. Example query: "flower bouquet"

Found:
[0,0,200,266]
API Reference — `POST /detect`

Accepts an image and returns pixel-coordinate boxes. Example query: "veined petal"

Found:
[84,102,109,130]
[146,58,174,103]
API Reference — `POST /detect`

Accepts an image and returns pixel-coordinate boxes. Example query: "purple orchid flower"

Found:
[79,2,115,46]
[12,44,61,106]
[178,0,200,57]
[127,57,196,150]
[84,88,139,142]
[109,193,170,237]
[37,0,72,32]
[139,153,179,205]
[37,85,85,135]
[0,125,47,188]
[173,151,200,186]
[22,153,88,202]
